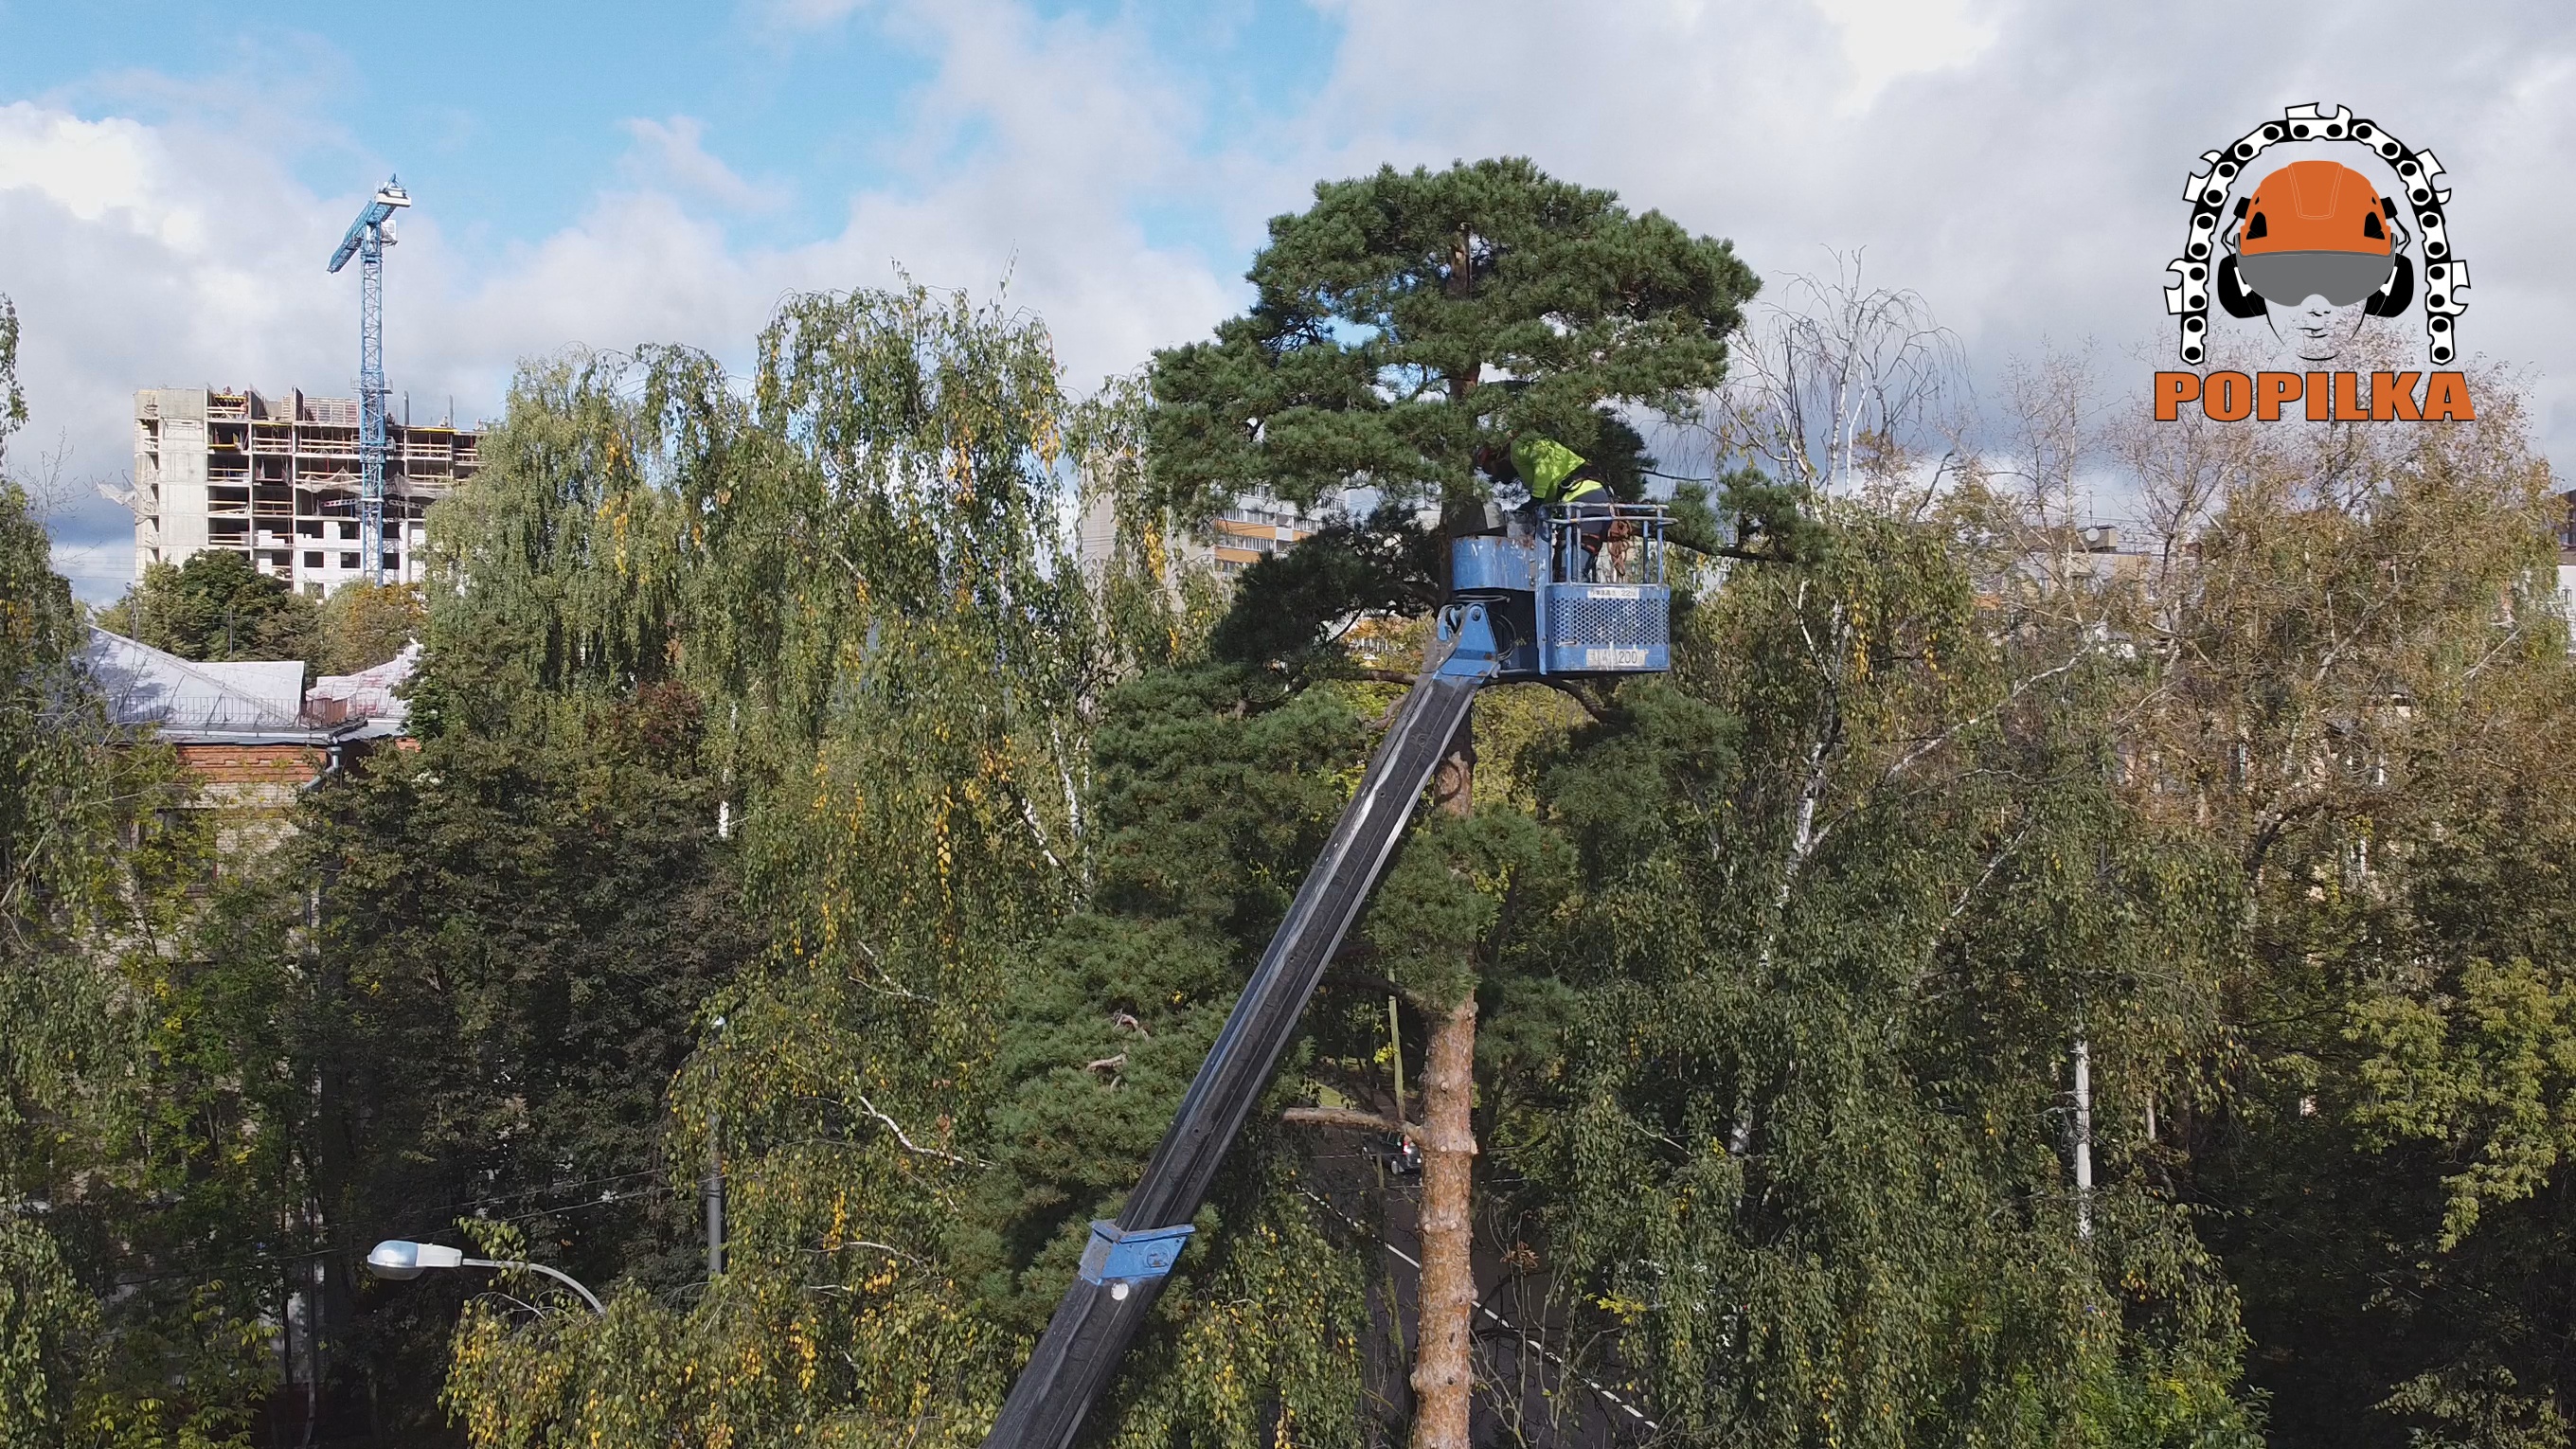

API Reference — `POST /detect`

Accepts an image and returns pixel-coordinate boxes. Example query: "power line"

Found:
[1295,1187,1660,1434]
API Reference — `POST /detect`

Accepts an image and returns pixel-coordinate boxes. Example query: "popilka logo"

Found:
[2156,102,2474,422]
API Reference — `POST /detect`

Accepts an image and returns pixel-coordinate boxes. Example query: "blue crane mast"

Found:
[326,177,411,587]
[982,501,1675,1449]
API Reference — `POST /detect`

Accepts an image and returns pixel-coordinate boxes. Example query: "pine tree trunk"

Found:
[1411,715,1478,1449]
[1410,992,1478,1449]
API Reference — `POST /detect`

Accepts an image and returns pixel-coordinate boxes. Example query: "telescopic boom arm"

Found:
[980,502,1674,1448]
[978,605,1509,1449]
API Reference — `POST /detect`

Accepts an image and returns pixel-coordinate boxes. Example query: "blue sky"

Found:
[0,0,1333,272]
[6,0,2572,599]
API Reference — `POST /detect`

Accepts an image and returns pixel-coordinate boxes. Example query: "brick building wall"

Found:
[175,742,331,784]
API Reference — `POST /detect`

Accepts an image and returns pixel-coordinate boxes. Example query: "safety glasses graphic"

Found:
[2236,251,2393,310]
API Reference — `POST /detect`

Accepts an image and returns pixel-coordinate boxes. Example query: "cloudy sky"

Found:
[2,0,2568,599]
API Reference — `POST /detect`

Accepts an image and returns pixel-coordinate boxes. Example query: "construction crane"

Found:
[982,500,1675,1449]
[326,177,410,586]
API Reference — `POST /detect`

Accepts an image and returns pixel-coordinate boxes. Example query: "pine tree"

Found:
[1149,157,1754,524]
[1148,157,1757,1449]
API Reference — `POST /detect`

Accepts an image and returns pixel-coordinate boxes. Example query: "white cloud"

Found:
[4,0,1243,599]
[1812,0,2002,111]
[0,103,200,247]
[756,0,870,30]
[619,116,793,213]
[9,0,2575,601]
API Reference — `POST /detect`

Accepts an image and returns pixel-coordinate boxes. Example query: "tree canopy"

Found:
[1149,157,1757,521]
[8,180,2576,1449]
[97,548,317,664]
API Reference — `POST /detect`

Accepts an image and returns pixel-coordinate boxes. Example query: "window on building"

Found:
[304,551,323,567]
[339,522,358,540]
[340,552,360,569]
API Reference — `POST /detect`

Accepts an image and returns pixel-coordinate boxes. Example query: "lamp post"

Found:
[706,1013,727,1279]
[365,1240,605,1316]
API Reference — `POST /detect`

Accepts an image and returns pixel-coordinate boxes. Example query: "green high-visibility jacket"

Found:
[1511,437,1606,503]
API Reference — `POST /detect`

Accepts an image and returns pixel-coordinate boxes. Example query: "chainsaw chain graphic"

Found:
[2163,102,2468,367]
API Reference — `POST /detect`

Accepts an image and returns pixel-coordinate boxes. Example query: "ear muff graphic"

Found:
[2163,103,2468,366]
[2212,200,2267,319]
[2214,255,2268,319]
[2366,254,2415,317]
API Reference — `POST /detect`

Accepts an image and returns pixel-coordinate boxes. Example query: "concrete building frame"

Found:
[129,385,485,595]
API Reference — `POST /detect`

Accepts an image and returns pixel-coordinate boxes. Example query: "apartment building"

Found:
[1074,493,1326,580]
[1207,502,1322,576]
[130,385,484,594]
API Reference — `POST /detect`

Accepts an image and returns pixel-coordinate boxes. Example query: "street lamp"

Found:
[366,1240,606,1316]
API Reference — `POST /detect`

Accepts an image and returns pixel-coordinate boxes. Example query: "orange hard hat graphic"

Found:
[2232,160,2402,308]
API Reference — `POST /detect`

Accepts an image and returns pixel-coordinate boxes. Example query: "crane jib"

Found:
[327,176,410,588]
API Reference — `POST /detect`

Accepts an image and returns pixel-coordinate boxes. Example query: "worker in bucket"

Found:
[1510,434,1615,581]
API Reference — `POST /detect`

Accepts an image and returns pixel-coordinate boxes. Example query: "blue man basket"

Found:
[1445,503,1673,680]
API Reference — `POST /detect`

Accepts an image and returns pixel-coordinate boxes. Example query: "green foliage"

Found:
[1670,465,1835,564]
[2350,957,2576,1249]
[322,681,757,1281]
[1148,156,1757,520]
[1206,508,1439,671]
[96,549,316,664]
[1,452,261,1440]
[1530,496,2259,1449]
[0,295,23,460]
[311,579,422,674]
[421,282,1226,1447]
[957,664,1367,1305]
[2382,1364,2572,1449]
[0,480,101,921]
[2127,388,2576,1449]
[0,1218,93,1448]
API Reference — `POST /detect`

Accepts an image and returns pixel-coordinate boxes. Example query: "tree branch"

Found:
[1870,647,2089,794]
[851,1091,980,1166]
[1282,1106,1421,1144]
[1536,676,1608,723]
[1700,543,1796,564]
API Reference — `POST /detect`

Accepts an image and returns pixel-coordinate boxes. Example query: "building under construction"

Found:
[129,385,483,594]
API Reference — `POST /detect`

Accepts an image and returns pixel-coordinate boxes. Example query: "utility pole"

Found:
[2071,1033,2094,1241]
[705,1110,725,1278]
